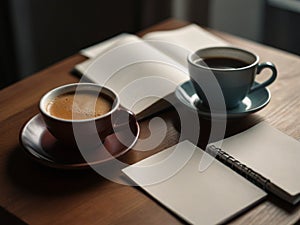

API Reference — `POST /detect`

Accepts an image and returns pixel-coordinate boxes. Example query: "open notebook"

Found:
[73,24,228,119]
[123,122,300,224]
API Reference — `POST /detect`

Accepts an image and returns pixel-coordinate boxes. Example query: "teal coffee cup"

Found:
[188,46,277,109]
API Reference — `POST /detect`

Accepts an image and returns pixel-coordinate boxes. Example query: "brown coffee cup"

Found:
[39,83,135,147]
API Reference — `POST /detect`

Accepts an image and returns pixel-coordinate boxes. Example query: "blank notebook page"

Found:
[123,141,266,225]
[216,122,300,197]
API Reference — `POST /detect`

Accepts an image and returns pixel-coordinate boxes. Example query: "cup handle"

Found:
[99,107,136,141]
[109,107,138,147]
[250,62,277,93]
[112,107,136,132]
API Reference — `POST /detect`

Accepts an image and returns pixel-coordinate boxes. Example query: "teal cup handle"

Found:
[250,62,277,93]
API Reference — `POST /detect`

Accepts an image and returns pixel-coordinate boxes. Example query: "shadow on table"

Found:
[5,146,112,197]
[173,111,264,149]
[267,193,300,213]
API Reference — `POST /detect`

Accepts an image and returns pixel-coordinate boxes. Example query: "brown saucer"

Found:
[19,114,139,169]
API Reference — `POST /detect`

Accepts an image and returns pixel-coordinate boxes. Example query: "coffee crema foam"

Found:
[47,91,112,120]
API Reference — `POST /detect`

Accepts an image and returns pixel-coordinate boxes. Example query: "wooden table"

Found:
[1,19,300,225]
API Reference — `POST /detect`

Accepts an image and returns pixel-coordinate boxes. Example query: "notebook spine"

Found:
[207,145,271,190]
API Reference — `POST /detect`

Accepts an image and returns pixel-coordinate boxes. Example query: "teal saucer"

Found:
[175,81,271,119]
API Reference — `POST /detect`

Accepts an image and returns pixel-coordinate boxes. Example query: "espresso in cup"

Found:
[46,90,112,120]
[188,46,277,110]
[39,83,135,147]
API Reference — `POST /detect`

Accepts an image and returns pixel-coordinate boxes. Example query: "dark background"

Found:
[0,0,178,89]
[0,0,299,89]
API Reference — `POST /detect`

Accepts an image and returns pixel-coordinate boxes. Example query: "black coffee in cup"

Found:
[196,57,248,69]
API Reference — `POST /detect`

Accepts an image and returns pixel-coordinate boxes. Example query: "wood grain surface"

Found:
[1,18,300,225]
